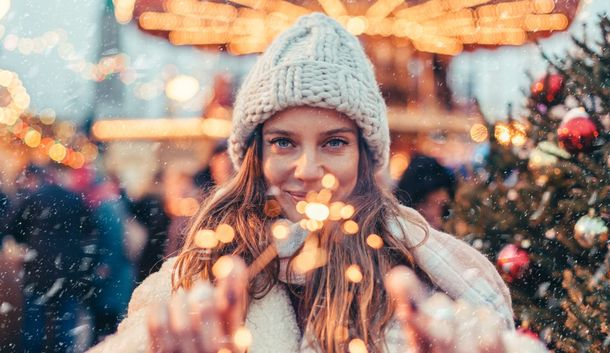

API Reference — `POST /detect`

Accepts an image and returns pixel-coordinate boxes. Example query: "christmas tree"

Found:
[449,16,610,353]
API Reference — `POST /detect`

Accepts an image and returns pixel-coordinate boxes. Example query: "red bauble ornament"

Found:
[531,74,564,105]
[517,327,540,341]
[557,108,599,153]
[496,244,530,283]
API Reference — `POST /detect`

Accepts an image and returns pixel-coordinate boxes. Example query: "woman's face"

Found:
[262,107,360,222]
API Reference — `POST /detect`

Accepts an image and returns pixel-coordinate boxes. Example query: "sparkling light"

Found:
[494,123,511,146]
[343,220,359,234]
[272,220,290,239]
[49,143,67,162]
[321,173,338,189]
[348,338,368,353]
[212,256,234,279]
[215,223,235,243]
[233,327,253,350]
[340,205,355,219]
[389,153,409,180]
[329,202,345,221]
[469,123,488,142]
[366,234,384,249]
[194,229,218,249]
[165,75,200,102]
[305,202,330,221]
[23,129,41,148]
[345,264,363,283]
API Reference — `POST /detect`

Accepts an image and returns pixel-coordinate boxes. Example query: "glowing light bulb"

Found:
[329,202,345,221]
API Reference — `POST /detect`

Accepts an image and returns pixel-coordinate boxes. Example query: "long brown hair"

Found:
[173,127,429,352]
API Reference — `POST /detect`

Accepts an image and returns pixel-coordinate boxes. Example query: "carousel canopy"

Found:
[128,0,581,55]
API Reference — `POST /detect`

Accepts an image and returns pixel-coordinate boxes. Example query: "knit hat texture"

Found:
[228,12,389,170]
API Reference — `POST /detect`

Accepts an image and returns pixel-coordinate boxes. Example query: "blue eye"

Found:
[270,138,293,148]
[325,138,347,148]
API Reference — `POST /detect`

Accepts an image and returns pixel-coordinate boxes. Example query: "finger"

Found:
[451,300,481,353]
[147,302,177,353]
[412,293,456,353]
[384,266,428,353]
[214,256,249,351]
[168,289,198,353]
[188,281,222,353]
[472,306,505,353]
[277,192,303,222]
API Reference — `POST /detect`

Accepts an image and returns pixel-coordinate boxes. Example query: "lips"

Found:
[285,191,307,202]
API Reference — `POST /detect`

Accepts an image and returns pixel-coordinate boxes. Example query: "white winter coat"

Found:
[87,207,513,353]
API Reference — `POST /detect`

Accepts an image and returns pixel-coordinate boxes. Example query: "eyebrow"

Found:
[263,127,357,136]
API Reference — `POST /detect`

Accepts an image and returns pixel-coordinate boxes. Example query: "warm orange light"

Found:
[494,123,511,146]
[49,143,67,162]
[346,16,367,35]
[366,234,384,249]
[305,202,330,221]
[389,153,410,180]
[23,129,41,148]
[233,327,252,350]
[469,123,489,142]
[272,220,290,239]
[165,75,199,102]
[321,173,338,190]
[195,229,218,249]
[215,223,235,243]
[92,118,231,141]
[342,220,359,234]
[345,264,363,283]
[212,256,234,279]
[348,338,368,353]
[340,205,355,219]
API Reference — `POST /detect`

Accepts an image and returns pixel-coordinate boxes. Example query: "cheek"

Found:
[331,150,359,197]
[262,154,287,187]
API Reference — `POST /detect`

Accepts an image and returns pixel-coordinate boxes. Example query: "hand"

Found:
[147,256,249,353]
[384,266,549,353]
[274,191,303,223]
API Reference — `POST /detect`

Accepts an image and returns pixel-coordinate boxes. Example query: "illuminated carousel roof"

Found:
[129,0,581,55]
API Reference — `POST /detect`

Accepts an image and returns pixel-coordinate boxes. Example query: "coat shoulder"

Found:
[85,257,176,353]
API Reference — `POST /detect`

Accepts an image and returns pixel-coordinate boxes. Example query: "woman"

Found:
[88,13,546,353]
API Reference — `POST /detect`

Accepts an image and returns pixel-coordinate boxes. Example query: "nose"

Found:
[294,148,324,183]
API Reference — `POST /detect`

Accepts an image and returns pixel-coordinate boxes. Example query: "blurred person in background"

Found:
[69,166,136,343]
[127,171,171,283]
[395,154,457,230]
[5,163,91,353]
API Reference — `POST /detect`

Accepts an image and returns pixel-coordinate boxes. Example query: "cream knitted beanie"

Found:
[228,12,390,170]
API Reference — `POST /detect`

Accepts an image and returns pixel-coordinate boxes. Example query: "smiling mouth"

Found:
[286,191,307,202]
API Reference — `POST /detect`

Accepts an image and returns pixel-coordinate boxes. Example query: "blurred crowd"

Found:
[0,143,455,353]
[0,143,233,353]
